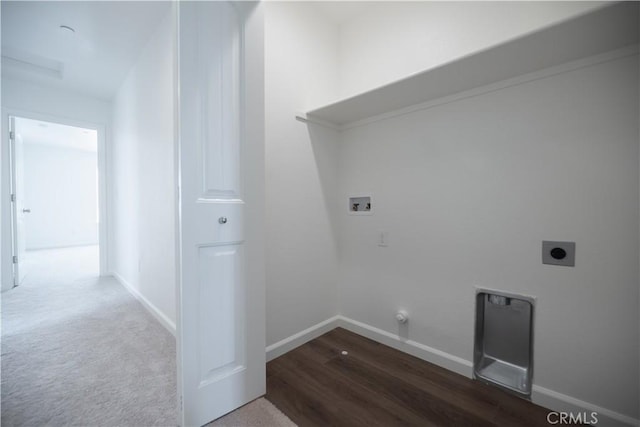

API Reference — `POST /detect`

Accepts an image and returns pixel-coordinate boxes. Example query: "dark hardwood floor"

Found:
[266,328,552,427]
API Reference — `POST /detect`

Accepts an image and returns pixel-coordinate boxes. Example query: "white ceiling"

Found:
[16,117,98,153]
[1,1,171,100]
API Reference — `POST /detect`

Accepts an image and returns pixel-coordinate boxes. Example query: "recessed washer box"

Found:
[542,241,575,267]
[348,195,372,215]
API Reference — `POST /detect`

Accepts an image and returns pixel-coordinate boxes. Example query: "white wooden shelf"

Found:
[301,2,639,129]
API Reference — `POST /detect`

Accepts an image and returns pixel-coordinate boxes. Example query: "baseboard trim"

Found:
[267,315,638,426]
[26,242,99,251]
[337,316,473,377]
[266,316,341,361]
[531,385,639,427]
[111,272,176,336]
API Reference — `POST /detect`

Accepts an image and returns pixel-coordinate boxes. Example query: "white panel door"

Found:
[9,116,27,286]
[177,2,265,426]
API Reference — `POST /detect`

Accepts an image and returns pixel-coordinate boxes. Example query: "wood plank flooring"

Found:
[266,328,552,427]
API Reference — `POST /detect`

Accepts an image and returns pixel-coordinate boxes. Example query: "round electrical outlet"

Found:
[550,247,567,260]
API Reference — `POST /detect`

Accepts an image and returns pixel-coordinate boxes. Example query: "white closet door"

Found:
[9,116,27,286]
[176,2,265,426]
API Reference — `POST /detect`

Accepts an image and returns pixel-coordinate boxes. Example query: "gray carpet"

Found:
[1,246,177,427]
[207,398,296,427]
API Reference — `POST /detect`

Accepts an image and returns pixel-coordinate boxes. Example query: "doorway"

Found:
[8,114,107,286]
[1,1,179,424]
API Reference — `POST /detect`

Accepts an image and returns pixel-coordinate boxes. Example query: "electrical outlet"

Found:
[542,241,575,267]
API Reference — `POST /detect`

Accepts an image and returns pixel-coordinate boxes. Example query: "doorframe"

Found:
[171,0,182,421]
[1,108,109,287]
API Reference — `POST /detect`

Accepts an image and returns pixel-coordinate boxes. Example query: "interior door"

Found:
[176,2,265,426]
[9,116,27,286]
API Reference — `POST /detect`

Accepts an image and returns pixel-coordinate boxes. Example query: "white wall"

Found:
[265,1,638,421]
[110,9,175,328]
[1,78,112,122]
[22,143,97,249]
[264,2,341,346]
[262,2,640,421]
[1,78,110,291]
[337,54,639,419]
[337,1,605,99]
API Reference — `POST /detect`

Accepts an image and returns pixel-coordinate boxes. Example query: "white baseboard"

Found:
[110,271,176,336]
[267,314,638,427]
[27,242,99,251]
[337,315,473,377]
[266,316,341,361]
[531,385,639,427]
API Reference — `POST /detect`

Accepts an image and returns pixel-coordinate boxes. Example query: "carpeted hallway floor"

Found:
[1,246,177,426]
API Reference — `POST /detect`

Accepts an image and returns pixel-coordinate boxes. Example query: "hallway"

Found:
[1,246,176,426]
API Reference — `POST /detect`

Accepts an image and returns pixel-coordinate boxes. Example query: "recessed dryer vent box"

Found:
[348,195,372,215]
[474,289,534,397]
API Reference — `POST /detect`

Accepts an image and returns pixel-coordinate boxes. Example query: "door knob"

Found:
[218,217,228,224]
[22,208,31,213]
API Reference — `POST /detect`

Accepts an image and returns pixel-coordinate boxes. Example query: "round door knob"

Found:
[218,217,228,224]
